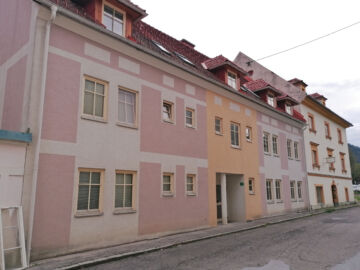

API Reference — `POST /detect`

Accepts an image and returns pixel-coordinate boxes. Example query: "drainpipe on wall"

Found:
[26,4,57,264]
[301,123,311,211]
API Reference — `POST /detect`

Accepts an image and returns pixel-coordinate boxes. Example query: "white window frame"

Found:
[294,141,299,160]
[245,127,252,142]
[162,101,174,123]
[248,178,255,195]
[272,135,278,156]
[162,173,174,196]
[287,139,292,159]
[285,103,292,114]
[186,174,196,196]
[230,122,240,148]
[297,181,302,200]
[117,88,138,128]
[215,117,223,135]
[275,179,282,201]
[263,132,270,154]
[185,107,195,128]
[290,180,296,200]
[227,72,237,89]
[267,94,275,107]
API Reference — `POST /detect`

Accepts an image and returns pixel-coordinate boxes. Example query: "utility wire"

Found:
[254,20,360,62]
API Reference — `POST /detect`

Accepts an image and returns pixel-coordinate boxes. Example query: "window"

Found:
[230,122,240,147]
[118,88,136,126]
[245,127,252,142]
[115,171,135,209]
[272,135,278,155]
[324,122,331,139]
[266,179,273,201]
[311,142,319,168]
[267,94,275,107]
[215,117,223,135]
[248,178,255,194]
[227,72,237,89]
[290,181,296,200]
[285,103,292,114]
[327,148,335,171]
[287,139,292,158]
[163,101,174,122]
[77,169,103,212]
[263,132,270,154]
[103,4,125,36]
[186,174,196,195]
[162,173,174,195]
[174,52,195,66]
[340,152,346,173]
[294,142,299,160]
[337,128,343,144]
[275,180,281,200]
[185,108,195,128]
[297,181,302,199]
[308,113,316,132]
[152,40,171,54]
[83,77,107,119]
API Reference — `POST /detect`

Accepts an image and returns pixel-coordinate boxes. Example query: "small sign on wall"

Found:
[240,182,244,186]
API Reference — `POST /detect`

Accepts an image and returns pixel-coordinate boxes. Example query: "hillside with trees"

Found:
[349,144,360,184]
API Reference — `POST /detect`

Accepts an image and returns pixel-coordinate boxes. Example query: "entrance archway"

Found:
[331,183,339,207]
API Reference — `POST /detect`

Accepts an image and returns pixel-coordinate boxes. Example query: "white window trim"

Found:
[162,100,175,124]
[248,178,255,195]
[185,107,196,128]
[186,174,197,196]
[117,87,139,129]
[245,126,252,142]
[263,132,271,155]
[215,116,223,135]
[230,122,240,149]
[102,2,126,36]
[162,173,175,197]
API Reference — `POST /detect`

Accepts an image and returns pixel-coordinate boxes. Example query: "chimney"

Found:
[181,39,195,49]
[288,78,308,92]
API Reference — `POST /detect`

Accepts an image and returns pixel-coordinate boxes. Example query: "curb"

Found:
[34,204,358,270]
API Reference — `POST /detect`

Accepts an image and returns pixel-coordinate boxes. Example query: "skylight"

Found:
[152,40,171,55]
[174,52,195,66]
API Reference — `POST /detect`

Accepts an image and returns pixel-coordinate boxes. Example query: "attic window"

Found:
[227,72,237,89]
[285,103,292,114]
[174,52,195,66]
[103,4,125,36]
[267,94,275,107]
[152,40,171,55]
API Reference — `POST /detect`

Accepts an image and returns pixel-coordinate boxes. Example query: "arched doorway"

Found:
[331,183,339,207]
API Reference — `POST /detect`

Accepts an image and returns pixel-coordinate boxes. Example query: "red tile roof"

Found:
[202,55,247,74]
[288,78,308,87]
[243,79,283,96]
[309,93,327,100]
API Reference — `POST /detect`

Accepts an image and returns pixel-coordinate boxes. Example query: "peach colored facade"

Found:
[207,91,263,226]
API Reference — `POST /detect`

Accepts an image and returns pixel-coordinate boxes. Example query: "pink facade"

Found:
[32,154,75,254]
[139,163,208,234]
[2,56,27,131]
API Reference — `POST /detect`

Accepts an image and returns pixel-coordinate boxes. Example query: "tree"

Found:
[349,149,360,184]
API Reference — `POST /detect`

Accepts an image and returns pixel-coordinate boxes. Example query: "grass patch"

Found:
[325,208,335,213]
[355,194,360,202]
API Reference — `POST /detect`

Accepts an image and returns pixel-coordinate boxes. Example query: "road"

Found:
[87,207,360,270]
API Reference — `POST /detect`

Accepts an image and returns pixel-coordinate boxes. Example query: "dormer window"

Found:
[103,4,125,36]
[285,103,292,114]
[267,94,275,107]
[227,72,237,89]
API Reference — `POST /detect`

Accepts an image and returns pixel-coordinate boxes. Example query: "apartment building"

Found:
[235,53,354,210]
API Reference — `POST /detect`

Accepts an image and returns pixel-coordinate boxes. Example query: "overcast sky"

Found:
[134,0,360,146]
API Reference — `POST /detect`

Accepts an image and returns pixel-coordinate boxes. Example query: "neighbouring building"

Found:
[234,52,355,209]
[243,80,309,216]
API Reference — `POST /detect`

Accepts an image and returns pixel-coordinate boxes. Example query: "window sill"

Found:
[246,139,252,143]
[291,199,297,202]
[264,152,271,156]
[81,115,107,123]
[215,132,223,136]
[267,200,275,204]
[113,209,136,215]
[329,168,335,172]
[186,124,196,129]
[342,170,347,174]
[74,210,103,218]
[309,129,317,134]
[186,192,197,196]
[273,154,279,158]
[288,157,293,160]
[231,145,241,150]
[162,192,174,197]
[338,141,344,145]
[276,200,283,203]
[249,192,255,195]
[313,164,320,169]
[163,119,175,124]
[116,122,138,129]
[326,136,332,140]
